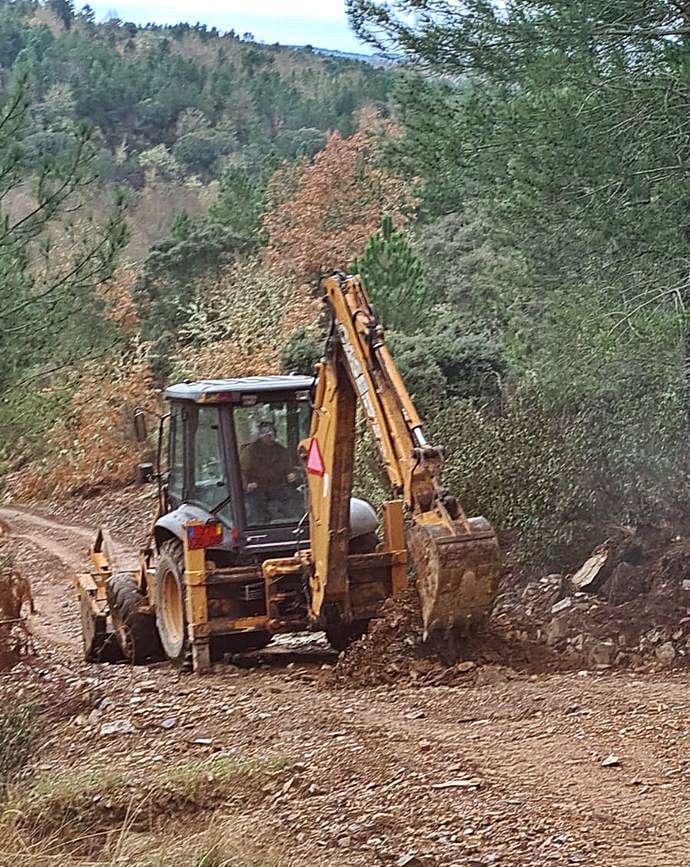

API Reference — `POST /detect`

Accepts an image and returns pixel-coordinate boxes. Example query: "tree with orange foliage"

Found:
[262,113,416,280]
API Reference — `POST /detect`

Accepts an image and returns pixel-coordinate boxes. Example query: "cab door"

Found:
[189,404,234,525]
[166,402,186,511]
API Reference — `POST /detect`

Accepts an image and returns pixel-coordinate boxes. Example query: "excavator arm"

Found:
[305,273,500,638]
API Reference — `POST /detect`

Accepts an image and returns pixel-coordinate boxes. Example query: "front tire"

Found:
[155,540,190,666]
[106,573,161,663]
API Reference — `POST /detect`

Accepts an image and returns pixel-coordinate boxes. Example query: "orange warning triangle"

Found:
[306,437,325,476]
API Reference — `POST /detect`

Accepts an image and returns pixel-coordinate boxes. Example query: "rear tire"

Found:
[155,540,190,667]
[106,573,161,663]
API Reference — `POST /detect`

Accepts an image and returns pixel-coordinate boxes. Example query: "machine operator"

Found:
[240,420,300,522]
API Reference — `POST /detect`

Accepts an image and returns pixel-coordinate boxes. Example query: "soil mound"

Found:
[333,589,426,687]
[332,588,565,688]
[334,525,690,686]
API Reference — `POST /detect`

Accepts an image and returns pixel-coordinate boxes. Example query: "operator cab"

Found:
[160,376,314,558]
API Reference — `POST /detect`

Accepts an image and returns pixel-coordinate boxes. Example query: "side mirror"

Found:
[133,410,148,442]
[136,462,154,484]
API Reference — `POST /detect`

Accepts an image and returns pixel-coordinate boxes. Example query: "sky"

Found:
[86,0,372,54]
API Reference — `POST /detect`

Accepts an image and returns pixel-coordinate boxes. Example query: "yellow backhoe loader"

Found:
[76,273,500,671]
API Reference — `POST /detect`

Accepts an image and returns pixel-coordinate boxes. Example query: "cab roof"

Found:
[165,375,314,403]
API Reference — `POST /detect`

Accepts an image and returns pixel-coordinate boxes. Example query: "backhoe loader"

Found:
[76,273,500,671]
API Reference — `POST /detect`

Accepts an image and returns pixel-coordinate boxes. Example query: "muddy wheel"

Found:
[106,573,162,664]
[80,591,121,663]
[155,540,190,667]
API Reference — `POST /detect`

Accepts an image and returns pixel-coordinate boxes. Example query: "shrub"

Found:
[173,262,321,381]
[435,383,690,572]
[279,327,323,376]
[388,324,508,415]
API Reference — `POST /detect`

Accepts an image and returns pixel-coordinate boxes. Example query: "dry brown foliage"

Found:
[10,256,322,502]
[15,351,157,500]
[10,269,158,501]
[263,112,416,280]
[124,177,215,261]
[0,526,34,670]
[174,261,321,380]
[27,5,63,34]
[97,268,139,333]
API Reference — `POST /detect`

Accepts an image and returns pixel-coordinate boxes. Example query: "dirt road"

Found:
[3,504,690,866]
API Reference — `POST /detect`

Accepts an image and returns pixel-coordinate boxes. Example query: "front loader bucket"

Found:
[408,516,500,639]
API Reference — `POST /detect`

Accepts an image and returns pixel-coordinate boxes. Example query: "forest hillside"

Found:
[3,0,690,573]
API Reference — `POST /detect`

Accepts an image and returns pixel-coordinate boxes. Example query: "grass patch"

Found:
[0,813,288,866]
[190,824,286,867]
[0,704,34,788]
[12,753,289,846]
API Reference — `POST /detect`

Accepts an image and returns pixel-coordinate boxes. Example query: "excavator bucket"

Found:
[408,516,501,639]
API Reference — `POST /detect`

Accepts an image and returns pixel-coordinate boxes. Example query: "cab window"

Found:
[191,406,229,513]
[234,398,310,527]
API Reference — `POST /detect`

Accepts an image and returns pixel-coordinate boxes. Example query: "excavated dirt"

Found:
[333,525,690,688]
[332,590,571,690]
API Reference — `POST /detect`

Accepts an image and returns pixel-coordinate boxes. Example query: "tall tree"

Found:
[0,67,127,445]
[353,214,431,332]
[263,114,415,280]
[348,1,690,390]
[346,1,690,563]
[49,0,75,30]
[208,165,266,250]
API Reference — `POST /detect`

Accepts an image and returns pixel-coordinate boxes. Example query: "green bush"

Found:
[389,324,508,415]
[172,134,223,174]
[279,327,323,376]
[435,383,690,572]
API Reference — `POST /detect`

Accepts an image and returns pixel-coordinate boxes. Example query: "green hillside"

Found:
[0,0,395,254]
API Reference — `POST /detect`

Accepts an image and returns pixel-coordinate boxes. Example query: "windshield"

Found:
[235,398,311,527]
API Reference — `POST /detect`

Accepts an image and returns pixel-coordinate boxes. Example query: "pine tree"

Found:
[168,210,193,242]
[353,215,431,333]
[0,68,127,447]
[49,0,75,30]
[209,166,265,249]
